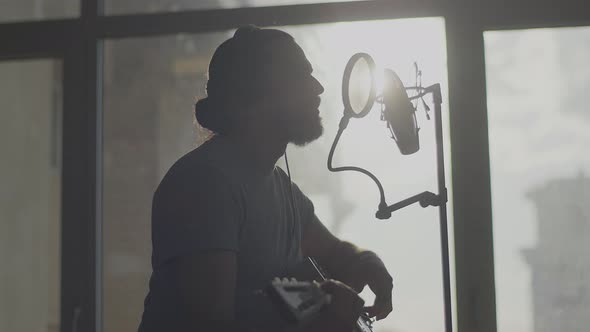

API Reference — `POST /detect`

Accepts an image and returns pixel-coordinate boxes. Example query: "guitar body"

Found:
[268,257,375,332]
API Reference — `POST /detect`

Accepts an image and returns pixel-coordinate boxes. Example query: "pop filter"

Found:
[342,52,376,118]
[341,53,420,155]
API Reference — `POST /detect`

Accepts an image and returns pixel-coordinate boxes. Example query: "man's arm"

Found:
[301,216,394,320]
[171,250,361,332]
[300,216,367,287]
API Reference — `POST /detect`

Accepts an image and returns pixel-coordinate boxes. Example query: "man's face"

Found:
[261,40,325,146]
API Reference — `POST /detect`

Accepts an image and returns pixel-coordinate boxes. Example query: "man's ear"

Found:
[237,100,273,131]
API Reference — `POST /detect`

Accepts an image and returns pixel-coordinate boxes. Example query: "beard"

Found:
[286,110,324,146]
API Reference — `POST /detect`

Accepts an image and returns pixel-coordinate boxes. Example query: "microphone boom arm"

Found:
[327,84,446,220]
[327,115,389,211]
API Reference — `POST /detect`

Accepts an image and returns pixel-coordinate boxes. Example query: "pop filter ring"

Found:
[342,52,377,118]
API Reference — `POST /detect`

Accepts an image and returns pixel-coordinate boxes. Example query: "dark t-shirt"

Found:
[138,135,318,331]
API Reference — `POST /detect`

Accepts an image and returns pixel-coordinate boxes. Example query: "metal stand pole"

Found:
[431,84,453,332]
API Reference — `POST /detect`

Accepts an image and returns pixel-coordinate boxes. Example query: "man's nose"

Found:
[312,76,325,95]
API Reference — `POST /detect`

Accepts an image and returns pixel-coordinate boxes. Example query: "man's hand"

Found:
[301,216,394,321]
[307,279,364,332]
[348,252,394,321]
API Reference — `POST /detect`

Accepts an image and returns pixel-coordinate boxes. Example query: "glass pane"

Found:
[0,59,62,332]
[0,0,78,23]
[103,18,450,332]
[486,27,590,332]
[106,0,363,16]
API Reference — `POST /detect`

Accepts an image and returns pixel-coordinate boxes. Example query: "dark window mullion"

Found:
[446,17,497,332]
[62,40,96,332]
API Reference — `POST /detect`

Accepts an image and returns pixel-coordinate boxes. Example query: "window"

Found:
[486,26,590,332]
[102,18,450,332]
[0,59,62,332]
[0,0,78,22]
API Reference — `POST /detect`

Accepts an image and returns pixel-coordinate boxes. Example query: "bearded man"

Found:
[138,26,393,332]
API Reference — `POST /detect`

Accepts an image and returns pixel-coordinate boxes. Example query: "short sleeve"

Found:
[292,182,317,230]
[276,167,317,232]
[151,162,242,267]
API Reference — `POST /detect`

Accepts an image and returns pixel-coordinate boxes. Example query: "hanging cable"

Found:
[283,149,297,264]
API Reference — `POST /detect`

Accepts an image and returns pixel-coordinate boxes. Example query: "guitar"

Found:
[267,257,375,332]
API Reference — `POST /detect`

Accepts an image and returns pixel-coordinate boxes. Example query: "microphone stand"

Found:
[328,83,453,332]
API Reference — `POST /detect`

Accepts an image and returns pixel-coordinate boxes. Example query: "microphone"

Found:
[339,52,421,155]
[381,69,420,155]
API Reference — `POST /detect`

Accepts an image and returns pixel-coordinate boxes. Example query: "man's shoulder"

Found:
[157,139,232,193]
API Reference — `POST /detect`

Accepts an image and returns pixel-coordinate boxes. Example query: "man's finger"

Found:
[320,279,355,295]
[376,304,392,320]
[364,296,393,320]
[364,305,378,317]
[364,307,390,320]
[319,279,337,293]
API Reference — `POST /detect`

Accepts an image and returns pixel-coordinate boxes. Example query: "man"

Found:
[138,26,393,332]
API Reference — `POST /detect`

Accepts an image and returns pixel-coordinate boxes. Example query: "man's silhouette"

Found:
[138,26,393,332]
